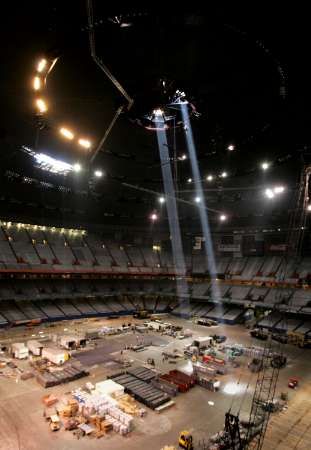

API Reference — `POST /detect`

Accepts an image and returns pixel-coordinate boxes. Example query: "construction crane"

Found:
[86,0,134,163]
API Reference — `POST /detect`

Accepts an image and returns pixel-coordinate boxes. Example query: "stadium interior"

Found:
[1,4,311,450]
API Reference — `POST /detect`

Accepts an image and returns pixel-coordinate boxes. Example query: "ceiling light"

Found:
[36,98,47,113]
[307,204,311,212]
[150,213,158,221]
[195,197,201,203]
[220,214,227,221]
[37,58,47,73]
[158,197,165,204]
[73,163,82,173]
[78,138,91,149]
[221,172,227,178]
[265,188,275,199]
[33,76,41,90]
[179,154,187,160]
[207,175,213,182]
[60,127,75,140]
[261,162,269,170]
[153,108,163,116]
[274,186,285,194]
[94,170,103,178]
[187,178,192,183]
[227,144,235,151]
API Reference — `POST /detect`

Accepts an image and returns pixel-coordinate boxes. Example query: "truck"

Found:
[250,328,269,341]
[42,348,69,365]
[192,336,213,350]
[196,318,218,327]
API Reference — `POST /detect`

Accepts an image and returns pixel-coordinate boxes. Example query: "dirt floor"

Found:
[0,316,311,450]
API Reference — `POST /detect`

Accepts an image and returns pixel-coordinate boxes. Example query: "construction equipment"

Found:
[49,414,60,431]
[271,354,287,369]
[287,331,311,348]
[250,329,268,341]
[179,430,193,450]
[212,334,227,344]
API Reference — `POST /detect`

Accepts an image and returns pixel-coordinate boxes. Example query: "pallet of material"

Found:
[35,364,89,388]
[151,378,178,396]
[127,367,157,382]
[109,373,171,409]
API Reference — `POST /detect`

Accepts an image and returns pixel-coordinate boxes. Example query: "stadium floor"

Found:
[0,316,310,450]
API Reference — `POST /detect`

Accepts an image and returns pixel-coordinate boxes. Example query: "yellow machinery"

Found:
[288,331,311,348]
[179,431,193,450]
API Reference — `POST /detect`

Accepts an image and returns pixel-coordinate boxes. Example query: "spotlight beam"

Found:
[181,104,220,298]
[156,129,188,299]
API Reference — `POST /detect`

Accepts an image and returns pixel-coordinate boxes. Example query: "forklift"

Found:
[179,430,193,450]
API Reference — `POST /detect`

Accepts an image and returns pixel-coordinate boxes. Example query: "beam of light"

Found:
[36,98,47,113]
[265,188,275,199]
[60,127,75,140]
[274,186,285,194]
[181,104,221,301]
[73,163,82,172]
[33,76,41,90]
[37,58,47,73]
[261,161,269,170]
[78,138,92,149]
[156,128,189,303]
[33,153,73,175]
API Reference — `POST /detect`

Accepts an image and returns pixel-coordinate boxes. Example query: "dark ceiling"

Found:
[0,2,309,231]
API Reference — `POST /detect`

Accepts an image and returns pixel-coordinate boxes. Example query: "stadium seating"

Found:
[2,222,311,328]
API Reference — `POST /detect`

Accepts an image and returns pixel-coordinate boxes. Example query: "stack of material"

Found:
[127,366,157,382]
[110,373,171,409]
[72,388,134,435]
[35,363,89,388]
[151,378,178,396]
[117,394,144,416]
[42,394,58,407]
[95,380,124,398]
[193,362,217,377]
[20,371,34,381]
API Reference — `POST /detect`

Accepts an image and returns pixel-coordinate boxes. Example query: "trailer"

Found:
[144,321,170,331]
[27,339,44,356]
[42,348,69,365]
[59,335,86,350]
[11,343,29,359]
[192,336,213,350]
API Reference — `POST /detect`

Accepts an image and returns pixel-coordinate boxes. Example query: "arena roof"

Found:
[0,4,309,230]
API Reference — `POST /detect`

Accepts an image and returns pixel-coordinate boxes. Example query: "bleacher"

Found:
[2,221,311,329]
